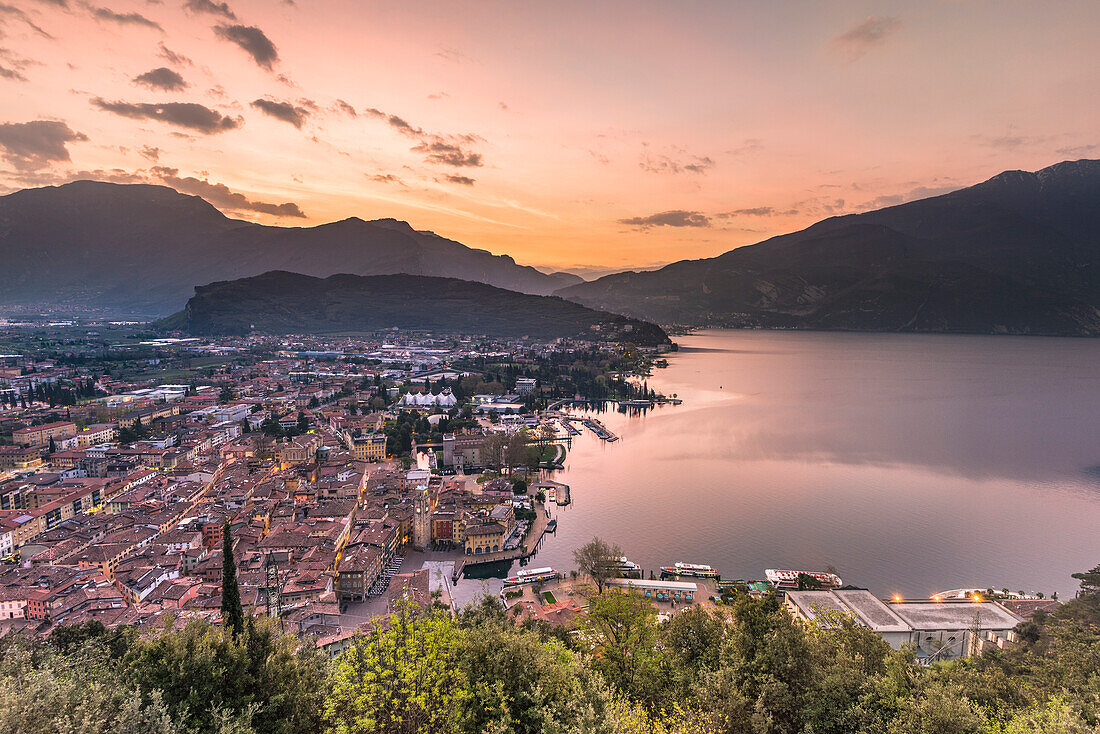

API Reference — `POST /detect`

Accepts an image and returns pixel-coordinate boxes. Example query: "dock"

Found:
[582,417,619,441]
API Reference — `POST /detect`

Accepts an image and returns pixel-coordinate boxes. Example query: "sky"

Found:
[0,0,1097,275]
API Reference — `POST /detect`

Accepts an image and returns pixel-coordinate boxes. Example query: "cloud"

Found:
[412,135,482,167]
[250,98,310,128]
[588,149,610,165]
[618,210,711,228]
[133,67,188,91]
[640,147,714,175]
[0,120,88,171]
[0,64,27,82]
[214,24,278,70]
[727,138,763,156]
[184,0,235,20]
[152,167,305,217]
[834,16,900,60]
[851,184,961,212]
[0,3,53,38]
[158,42,192,66]
[435,47,470,63]
[89,6,163,31]
[334,99,357,117]
[712,206,800,217]
[364,107,485,168]
[139,145,160,161]
[385,114,420,134]
[366,173,405,185]
[1056,144,1098,158]
[975,133,1049,151]
[442,174,475,186]
[91,99,241,134]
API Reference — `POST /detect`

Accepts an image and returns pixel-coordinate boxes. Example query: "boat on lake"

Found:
[618,399,653,408]
[660,562,720,579]
[611,556,643,579]
[765,568,843,589]
[503,567,560,586]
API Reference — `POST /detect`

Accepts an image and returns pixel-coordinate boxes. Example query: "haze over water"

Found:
[519,330,1100,600]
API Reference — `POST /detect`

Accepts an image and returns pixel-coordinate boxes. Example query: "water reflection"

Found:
[513,331,1100,599]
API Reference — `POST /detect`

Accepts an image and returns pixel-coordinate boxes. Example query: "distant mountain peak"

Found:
[0,181,579,315]
[557,158,1100,336]
[161,270,670,345]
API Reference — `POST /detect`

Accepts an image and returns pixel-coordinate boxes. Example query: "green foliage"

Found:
[1,618,326,734]
[124,618,328,734]
[582,588,665,704]
[0,633,180,734]
[5,561,1099,734]
[573,536,623,594]
[221,522,244,638]
[325,606,467,734]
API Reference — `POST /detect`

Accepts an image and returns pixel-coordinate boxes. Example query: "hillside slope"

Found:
[557,159,1100,335]
[0,181,578,314]
[158,271,670,345]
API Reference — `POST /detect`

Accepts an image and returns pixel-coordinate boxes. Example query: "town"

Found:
[0,319,1070,671]
[0,321,676,647]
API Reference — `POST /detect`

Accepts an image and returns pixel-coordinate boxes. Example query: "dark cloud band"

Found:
[91,99,241,134]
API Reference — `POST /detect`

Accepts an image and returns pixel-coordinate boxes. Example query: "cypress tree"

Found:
[220,521,244,637]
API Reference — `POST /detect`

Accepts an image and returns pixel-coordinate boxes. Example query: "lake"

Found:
[456,330,1100,603]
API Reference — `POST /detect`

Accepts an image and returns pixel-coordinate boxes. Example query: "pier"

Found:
[581,417,619,441]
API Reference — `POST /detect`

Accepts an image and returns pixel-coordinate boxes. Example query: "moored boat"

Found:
[764,568,843,589]
[503,567,560,586]
[660,562,720,579]
[611,556,643,579]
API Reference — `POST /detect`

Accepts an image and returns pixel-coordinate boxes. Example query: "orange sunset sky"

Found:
[1,0,1097,275]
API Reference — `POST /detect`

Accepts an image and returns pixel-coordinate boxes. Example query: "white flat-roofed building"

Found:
[785,589,1024,662]
[786,589,912,649]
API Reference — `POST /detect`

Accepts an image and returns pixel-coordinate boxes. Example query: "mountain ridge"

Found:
[158,270,669,345]
[0,180,581,315]
[555,159,1100,336]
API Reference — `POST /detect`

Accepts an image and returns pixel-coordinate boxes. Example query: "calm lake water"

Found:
[456,330,1100,603]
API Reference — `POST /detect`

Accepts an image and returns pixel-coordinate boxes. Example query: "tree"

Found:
[219,385,235,404]
[573,537,623,594]
[0,633,182,734]
[582,588,663,703]
[48,436,56,453]
[454,619,609,734]
[221,522,244,638]
[1071,563,1100,595]
[325,605,468,734]
[123,618,327,734]
[796,572,822,590]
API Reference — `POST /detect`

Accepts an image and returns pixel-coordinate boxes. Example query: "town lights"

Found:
[892,594,902,603]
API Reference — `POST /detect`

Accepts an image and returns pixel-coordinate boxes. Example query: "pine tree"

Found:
[221,521,244,637]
